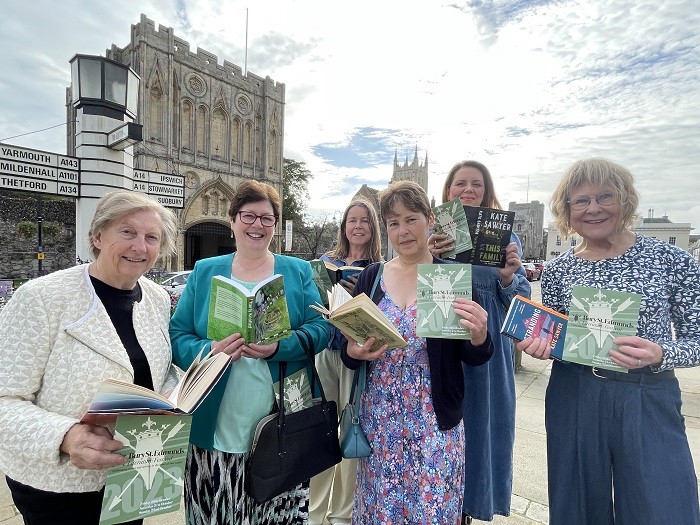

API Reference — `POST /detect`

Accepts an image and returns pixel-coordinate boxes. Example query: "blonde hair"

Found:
[325,198,382,263]
[550,158,639,237]
[88,191,177,258]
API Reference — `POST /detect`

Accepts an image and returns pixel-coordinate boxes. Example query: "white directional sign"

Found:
[0,143,80,197]
[132,170,185,208]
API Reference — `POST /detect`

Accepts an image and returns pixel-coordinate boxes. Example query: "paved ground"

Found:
[4,281,700,524]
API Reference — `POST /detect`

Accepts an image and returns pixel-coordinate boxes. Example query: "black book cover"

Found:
[454,206,515,268]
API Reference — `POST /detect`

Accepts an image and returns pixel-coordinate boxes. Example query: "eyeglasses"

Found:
[237,211,278,227]
[567,192,616,211]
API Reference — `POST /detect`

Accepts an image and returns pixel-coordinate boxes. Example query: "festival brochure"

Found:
[431,199,473,258]
[454,206,515,268]
[81,347,231,423]
[207,273,292,345]
[98,414,192,524]
[416,264,473,339]
[310,283,406,352]
[561,286,641,372]
[500,295,568,357]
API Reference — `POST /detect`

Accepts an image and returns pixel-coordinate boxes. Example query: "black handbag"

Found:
[245,327,342,503]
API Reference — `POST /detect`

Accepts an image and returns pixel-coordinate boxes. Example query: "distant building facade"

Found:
[353,147,429,259]
[545,210,693,261]
[66,14,285,270]
[508,200,545,261]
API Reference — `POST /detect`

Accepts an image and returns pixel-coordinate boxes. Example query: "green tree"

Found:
[294,212,339,260]
[282,158,311,226]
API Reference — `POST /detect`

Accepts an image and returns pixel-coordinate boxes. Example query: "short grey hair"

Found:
[87,190,178,259]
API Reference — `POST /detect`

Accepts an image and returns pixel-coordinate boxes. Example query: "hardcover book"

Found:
[82,347,231,423]
[500,295,568,356]
[207,273,292,345]
[454,206,515,268]
[561,286,641,372]
[99,414,192,524]
[310,283,406,352]
[416,264,473,339]
[432,198,473,258]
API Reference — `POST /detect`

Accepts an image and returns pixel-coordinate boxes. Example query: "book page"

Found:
[213,285,245,327]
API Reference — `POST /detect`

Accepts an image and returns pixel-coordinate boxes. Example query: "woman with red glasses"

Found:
[170,180,327,525]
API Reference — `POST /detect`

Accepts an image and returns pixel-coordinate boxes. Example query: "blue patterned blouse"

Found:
[541,234,700,371]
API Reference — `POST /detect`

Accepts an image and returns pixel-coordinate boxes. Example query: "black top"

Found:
[341,259,494,431]
[90,276,154,390]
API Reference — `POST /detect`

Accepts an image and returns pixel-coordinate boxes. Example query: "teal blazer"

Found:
[170,253,328,451]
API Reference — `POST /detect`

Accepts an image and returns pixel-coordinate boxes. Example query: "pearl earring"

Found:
[230,231,234,238]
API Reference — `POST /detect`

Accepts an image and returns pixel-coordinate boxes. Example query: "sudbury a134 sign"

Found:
[0,143,80,197]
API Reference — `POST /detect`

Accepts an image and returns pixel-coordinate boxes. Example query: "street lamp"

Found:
[69,54,140,120]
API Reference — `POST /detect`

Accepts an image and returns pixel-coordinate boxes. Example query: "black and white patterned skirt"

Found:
[185,444,309,525]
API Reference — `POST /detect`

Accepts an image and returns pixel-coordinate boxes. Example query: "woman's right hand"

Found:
[345,335,388,361]
[60,423,126,470]
[516,337,551,360]
[428,232,454,257]
[210,333,246,362]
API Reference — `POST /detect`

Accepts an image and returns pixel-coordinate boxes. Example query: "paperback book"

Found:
[561,286,641,372]
[82,347,231,424]
[500,295,568,356]
[432,199,473,258]
[310,260,335,306]
[320,260,364,286]
[99,414,191,524]
[416,264,473,339]
[272,367,313,412]
[455,206,515,268]
[207,273,292,345]
[310,283,406,352]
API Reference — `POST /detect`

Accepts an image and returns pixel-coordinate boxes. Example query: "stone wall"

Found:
[0,191,76,279]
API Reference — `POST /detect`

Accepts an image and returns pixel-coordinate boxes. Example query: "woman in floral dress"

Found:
[341,181,494,524]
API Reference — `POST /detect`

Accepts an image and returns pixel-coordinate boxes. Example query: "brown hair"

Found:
[88,190,177,259]
[228,180,281,219]
[325,198,382,263]
[442,160,502,209]
[550,158,639,237]
[379,180,432,224]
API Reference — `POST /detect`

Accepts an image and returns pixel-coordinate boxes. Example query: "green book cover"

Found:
[99,415,192,524]
[562,286,641,372]
[207,274,292,345]
[416,264,472,339]
[310,260,333,307]
[272,367,313,412]
[432,198,473,258]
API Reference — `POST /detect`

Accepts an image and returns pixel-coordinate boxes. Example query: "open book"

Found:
[207,273,292,345]
[310,283,406,352]
[82,347,231,423]
[321,261,364,285]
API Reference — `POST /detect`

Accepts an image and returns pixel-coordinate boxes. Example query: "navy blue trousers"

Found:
[545,360,699,525]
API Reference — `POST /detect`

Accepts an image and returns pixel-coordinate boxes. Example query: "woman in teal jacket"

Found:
[170,180,327,525]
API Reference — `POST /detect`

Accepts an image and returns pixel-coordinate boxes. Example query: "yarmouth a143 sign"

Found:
[0,143,80,197]
[0,143,185,208]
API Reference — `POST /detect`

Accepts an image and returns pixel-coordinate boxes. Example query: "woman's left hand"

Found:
[497,242,521,287]
[242,341,279,359]
[609,336,664,369]
[453,298,488,346]
[340,274,359,295]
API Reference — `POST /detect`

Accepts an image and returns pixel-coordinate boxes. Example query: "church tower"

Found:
[391,146,428,192]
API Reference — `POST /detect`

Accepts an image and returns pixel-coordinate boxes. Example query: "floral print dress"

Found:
[353,279,465,525]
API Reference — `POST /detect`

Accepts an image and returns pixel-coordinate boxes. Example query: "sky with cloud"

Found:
[1,0,698,229]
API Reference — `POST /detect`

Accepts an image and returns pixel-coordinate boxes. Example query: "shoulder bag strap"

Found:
[351,261,385,405]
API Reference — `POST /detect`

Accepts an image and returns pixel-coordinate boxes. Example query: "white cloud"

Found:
[0,0,698,230]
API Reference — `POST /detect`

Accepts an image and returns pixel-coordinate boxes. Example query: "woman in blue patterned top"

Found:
[429,160,531,524]
[518,158,700,524]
